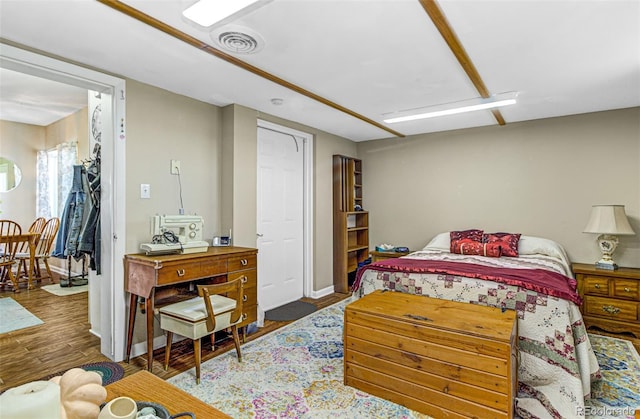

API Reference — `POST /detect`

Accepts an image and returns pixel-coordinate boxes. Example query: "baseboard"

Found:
[309,285,335,299]
[50,265,82,277]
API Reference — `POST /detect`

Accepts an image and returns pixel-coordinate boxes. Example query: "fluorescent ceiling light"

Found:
[383,92,518,124]
[183,0,267,27]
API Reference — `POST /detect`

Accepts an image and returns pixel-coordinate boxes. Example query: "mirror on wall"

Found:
[0,157,22,192]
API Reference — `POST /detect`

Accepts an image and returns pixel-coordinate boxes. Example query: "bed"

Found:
[352,231,601,419]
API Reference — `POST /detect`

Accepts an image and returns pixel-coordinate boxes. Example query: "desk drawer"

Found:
[228,254,257,272]
[229,269,257,288]
[157,261,202,285]
[201,258,227,277]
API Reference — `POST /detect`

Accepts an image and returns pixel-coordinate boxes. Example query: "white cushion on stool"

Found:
[159,295,237,339]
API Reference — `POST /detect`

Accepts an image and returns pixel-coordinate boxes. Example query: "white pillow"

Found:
[422,232,450,251]
[518,235,569,262]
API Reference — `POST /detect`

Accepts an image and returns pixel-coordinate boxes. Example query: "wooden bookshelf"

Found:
[333,155,369,293]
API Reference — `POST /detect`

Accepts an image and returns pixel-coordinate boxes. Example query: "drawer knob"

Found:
[241,275,248,284]
[242,313,248,321]
[594,284,601,289]
[602,305,621,315]
[624,287,631,293]
[176,269,185,277]
[243,294,248,302]
[241,259,248,266]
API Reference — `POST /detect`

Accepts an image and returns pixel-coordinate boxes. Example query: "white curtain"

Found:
[36,141,78,218]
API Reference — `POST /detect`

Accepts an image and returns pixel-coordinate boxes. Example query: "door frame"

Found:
[0,43,127,361]
[257,119,314,300]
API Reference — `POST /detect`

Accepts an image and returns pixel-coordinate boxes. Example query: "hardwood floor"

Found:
[0,273,351,392]
[1,274,638,393]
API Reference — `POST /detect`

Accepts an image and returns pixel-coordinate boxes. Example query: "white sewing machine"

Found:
[140,214,209,255]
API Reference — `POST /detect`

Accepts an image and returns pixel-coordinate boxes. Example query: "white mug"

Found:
[98,396,138,419]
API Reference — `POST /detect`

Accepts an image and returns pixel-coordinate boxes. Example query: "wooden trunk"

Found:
[344,290,517,418]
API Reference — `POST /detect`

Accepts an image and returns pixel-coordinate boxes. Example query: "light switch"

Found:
[140,184,151,199]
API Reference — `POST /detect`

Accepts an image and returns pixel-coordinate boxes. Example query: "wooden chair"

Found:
[16,217,60,284]
[14,217,46,279]
[0,220,22,291]
[159,277,244,384]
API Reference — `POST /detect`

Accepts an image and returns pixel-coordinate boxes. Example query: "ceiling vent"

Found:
[211,26,264,54]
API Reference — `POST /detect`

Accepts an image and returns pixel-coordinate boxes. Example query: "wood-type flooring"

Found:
[1,273,638,393]
[0,272,349,392]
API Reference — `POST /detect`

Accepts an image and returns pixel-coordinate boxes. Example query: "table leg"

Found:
[125,293,137,363]
[146,296,155,371]
[27,237,36,290]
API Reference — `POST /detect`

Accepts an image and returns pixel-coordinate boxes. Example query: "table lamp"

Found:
[583,205,635,270]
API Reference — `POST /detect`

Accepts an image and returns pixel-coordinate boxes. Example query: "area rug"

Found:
[39,362,125,386]
[585,334,640,418]
[265,300,317,321]
[0,297,43,334]
[41,283,88,296]
[168,298,640,418]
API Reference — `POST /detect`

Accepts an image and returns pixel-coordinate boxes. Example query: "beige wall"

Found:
[357,107,640,268]
[124,80,222,253]
[0,120,43,225]
[0,108,89,228]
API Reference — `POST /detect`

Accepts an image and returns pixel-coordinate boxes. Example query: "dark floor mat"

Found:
[265,301,317,321]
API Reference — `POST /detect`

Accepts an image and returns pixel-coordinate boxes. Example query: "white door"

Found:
[257,124,304,311]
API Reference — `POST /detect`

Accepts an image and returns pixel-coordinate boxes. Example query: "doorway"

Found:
[0,43,127,361]
[256,120,313,314]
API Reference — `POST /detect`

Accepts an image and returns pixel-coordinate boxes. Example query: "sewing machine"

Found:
[140,214,209,255]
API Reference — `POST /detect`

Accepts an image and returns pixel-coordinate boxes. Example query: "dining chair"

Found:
[159,277,244,384]
[14,217,46,279]
[16,217,60,284]
[0,220,23,291]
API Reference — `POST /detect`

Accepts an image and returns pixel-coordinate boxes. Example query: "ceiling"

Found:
[0,0,638,141]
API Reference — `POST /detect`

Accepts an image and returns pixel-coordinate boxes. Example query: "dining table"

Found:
[1,232,39,292]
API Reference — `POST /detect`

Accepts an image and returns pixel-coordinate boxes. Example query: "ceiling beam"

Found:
[97,0,405,138]
[419,0,506,126]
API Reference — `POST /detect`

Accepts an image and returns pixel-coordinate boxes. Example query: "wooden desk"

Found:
[0,232,38,292]
[124,246,258,371]
[106,371,230,418]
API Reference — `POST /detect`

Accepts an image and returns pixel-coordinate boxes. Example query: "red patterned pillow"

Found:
[482,232,521,257]
[450,229,483,253]
[451,239,502,257]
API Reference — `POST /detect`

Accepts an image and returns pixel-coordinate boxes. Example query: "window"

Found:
[36,141,77,218]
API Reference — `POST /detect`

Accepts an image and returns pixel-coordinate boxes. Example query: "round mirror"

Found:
[0,157,22,192]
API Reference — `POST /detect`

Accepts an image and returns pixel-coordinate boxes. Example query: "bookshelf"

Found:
[333,155,369,293]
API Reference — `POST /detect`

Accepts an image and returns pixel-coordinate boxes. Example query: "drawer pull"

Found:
[243,294,248,302]
[242,313,248,321]
[241,275,248,284]
[602,305,621,315]
[241,259,248,266]
[594,284,601,289]
[624,287,631,293]
[176,269,185,277]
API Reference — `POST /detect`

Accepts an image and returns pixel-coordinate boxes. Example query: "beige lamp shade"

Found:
[583,205,635,235]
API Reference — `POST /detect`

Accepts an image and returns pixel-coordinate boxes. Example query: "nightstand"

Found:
[572,263,640,338]
[370,250,411,262]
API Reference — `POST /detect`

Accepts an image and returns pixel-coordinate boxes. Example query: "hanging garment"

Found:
[77,155,101,274]
[53,165,86,259]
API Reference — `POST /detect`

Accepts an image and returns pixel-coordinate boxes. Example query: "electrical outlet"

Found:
[170,159,181,175]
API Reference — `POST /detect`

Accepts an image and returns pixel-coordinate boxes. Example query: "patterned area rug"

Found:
[168,298,640,418]
[0,297,43,334]
[586,334,640,418]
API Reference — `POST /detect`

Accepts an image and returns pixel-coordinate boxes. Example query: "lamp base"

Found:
[595,261,618,270]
